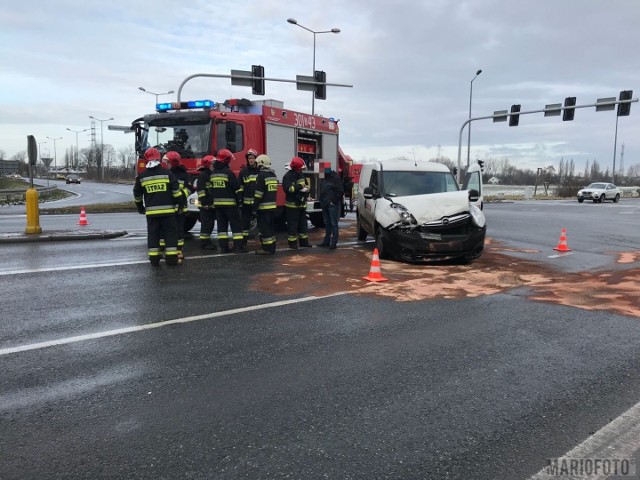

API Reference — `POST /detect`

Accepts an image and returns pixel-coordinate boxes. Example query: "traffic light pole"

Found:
[456,97,638,183]
[175,72,352,104]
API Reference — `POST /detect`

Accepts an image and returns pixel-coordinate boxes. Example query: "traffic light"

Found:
[314,70,326,100]
[617,90,633,117]
[563,97,576,121]
[251,65,265,96]
[509,104,521,126]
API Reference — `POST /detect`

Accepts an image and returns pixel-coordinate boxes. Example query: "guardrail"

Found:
[0,186,58,204]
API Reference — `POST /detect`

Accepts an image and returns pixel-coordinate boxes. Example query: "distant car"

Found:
[577,182,620,203]
[65,174,81,184]
[56,173,66,180]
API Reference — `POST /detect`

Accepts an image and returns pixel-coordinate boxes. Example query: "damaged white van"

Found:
[356,160,486,262]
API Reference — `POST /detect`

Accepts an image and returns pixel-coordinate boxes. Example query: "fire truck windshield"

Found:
[141,120,211,159]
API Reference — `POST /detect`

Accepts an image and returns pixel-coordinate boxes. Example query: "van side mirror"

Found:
[363,186,374,199]
[468,189,479,202]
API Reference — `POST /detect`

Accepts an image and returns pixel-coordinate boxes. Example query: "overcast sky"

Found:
[1,0,639,173]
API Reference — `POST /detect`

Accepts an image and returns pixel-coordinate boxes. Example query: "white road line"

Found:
[0,292,348,357]
[528,400,640,479]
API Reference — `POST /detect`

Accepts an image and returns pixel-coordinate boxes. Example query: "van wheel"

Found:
[308,212,325,229]
[613,193,620,203]
[375,227,389,259]
[184,216,198,232]
[356,213,368,241]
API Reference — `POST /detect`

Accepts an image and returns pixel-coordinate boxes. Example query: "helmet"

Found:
[290,156,305,172]
[255,154,271,169]
[201,155,214,169]
[216,148,234,164]
[245,148,258,159]
[144,147,161,161]
[163,151,181,167]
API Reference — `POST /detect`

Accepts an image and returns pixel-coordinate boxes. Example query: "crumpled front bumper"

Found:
[383,223,486,262]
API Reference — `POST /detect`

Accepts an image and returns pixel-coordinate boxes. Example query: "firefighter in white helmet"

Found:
[252,154,278,255]
[238,148,260,248]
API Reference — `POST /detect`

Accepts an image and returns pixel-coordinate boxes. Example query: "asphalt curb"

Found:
[0,230,128,244]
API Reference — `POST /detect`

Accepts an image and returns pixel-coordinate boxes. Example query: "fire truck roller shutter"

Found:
[265,123,296,180]
[322,133,339,172]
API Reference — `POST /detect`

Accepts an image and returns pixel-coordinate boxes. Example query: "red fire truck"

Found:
[132,98,352,231]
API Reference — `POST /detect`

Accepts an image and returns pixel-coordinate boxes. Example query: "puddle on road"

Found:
[250,221,640,318]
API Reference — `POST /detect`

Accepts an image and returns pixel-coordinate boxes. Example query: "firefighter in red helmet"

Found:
[196,155,216,250]
[209,149,245,253]
[282,156,312,249]
[163,151,191,259]
[133,147,183,266]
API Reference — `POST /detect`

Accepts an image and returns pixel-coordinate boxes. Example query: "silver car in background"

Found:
[577,182,620,203]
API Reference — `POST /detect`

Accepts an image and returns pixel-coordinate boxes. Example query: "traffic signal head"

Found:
[251,65,265,96]
[617,90,633,117]
[563,97,576,121]
[314,70,326,100]
[509,104,521,127]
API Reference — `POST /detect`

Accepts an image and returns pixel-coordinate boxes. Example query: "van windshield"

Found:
[383,171,459,197]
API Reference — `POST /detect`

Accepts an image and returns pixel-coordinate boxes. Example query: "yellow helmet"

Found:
[255,154,271,169]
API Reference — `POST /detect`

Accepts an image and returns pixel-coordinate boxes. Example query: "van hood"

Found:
[377,191,470,227]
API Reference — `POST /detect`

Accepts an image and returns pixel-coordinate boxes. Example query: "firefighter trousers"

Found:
[175,212,185,251]
[257,210,277,253]
[147,214,178,264]
[240,204,255,241]
[199,207,216,245]
[216,206,243,250]
[286,206,309,247]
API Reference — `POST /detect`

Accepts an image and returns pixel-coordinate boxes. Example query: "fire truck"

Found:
[132,98,353,231]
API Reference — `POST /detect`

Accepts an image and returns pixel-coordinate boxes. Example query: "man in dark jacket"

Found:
[196,155,216,250]
[210,149,245,253]
[318,166,344,249]
[133,147,183,266]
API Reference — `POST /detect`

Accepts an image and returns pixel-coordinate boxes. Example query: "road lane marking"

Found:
[528,399,640,479]
[0,292,349,357]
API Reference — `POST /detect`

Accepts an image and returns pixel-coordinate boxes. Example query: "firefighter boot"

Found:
[299,239,312,248]
[288,240,298,250]
[149,256,161,267]
[200,240,217,251]
[255,248,274,255]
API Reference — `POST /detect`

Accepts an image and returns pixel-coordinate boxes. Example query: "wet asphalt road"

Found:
[1,200,640,479]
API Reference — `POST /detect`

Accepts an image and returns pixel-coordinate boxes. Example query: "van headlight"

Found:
[469,205,485,228]
[390,203,416,225]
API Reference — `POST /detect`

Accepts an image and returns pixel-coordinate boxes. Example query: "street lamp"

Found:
[138,87,175,106]
[467,69,483,170]
[66,128,89,170]
[287,17,340,115]
[46,136,63,174]
[89,116,114,181]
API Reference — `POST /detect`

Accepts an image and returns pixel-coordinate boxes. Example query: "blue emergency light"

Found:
[156,100,215,112]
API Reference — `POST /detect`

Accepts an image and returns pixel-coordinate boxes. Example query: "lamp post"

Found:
[467,69,483,170]
[46,136,63,175]
[89,116,114,181]
[66,128,89,170]
[287,18,340,115]
[138,87,174,106]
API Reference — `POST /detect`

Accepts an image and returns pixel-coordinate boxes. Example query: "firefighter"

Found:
[252,154,278,255]
[133,147,183,266]
[196,155,216,250]
[164,151,191,259]
[210,149,245,253]
[238,148,259,247]
[282,156,311,249]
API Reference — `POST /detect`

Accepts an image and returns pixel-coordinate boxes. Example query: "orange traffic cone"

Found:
[553,228,571,252]
[77,206,89,226]
[362,248,389,282]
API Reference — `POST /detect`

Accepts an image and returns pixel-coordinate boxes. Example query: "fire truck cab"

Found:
[132,98,350,231]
